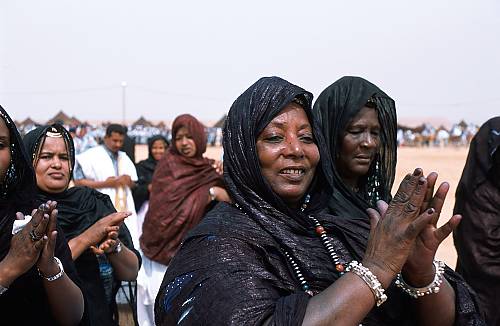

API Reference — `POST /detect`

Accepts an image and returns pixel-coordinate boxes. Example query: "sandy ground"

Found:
[135,145,469,268]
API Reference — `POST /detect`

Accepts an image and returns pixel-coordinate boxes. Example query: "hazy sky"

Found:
[1,0,499,127]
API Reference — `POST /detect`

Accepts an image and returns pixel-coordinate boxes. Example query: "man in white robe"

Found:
[73,124,140,247]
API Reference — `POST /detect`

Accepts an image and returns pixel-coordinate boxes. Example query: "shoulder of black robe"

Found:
[313,76,397,218]
[155,77,483,325]
[0,106,36,259]
[454,116,500,205]
[453,117,500,325]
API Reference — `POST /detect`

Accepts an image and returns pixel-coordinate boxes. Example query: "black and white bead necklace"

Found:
[283,194,346,296]
[234,195,347,297]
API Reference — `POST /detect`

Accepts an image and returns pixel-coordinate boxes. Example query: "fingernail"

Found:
[413,168,421,176]
[418,177,426,184]
[427,208,435,214]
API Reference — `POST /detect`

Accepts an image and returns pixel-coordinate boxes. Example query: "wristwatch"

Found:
[209,187,216,201]
[110,241,122,255]
[0,284,7,296]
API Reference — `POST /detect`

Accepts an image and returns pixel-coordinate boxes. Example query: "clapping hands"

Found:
[82,211,130,254]
[2,201,59,284]
[363,169,461,287]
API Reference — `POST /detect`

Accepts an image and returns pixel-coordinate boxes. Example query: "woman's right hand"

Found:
[363,169,436,287]
[80,212,130,248]
[0,202,55,286]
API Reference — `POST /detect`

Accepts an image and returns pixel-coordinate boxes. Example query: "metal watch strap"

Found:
[0,284,7,296]
[110,241,122,254]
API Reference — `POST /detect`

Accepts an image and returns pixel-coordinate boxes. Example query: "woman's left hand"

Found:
[90,228,120,255]
[36,203,60,278]
[402,174,461,285]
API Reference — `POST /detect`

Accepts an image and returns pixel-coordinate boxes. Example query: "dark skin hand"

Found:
[0,201,54,285]
[367,170,460,326]
[91,228,140,281]
[301,169,458,326]
[68,211,130,260]
[0,201,84,326]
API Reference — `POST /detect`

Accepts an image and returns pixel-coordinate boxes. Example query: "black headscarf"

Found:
[155,77,483,326]
[0,105,36,259]
[313,76,397,218]
[24,124,139,325]
[222,76,332,238]
[23,125,117,240]
[132,135,168,210]
[453,117,500,325]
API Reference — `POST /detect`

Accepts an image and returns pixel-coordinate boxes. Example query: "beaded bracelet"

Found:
[346,260,387,307]
[395,259,445,299]
[38,257,65,282]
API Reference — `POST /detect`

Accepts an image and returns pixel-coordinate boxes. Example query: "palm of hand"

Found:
[405,222,440,273]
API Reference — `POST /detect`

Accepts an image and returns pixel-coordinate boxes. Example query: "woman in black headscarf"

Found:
[132,135,168,212]
[0,106,84,325]
[453,117,500,325]
[154,77,482,325]
[24,124,141,326]
[313,76,397,218]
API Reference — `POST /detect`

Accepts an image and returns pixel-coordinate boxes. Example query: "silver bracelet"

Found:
[38,257,65,282]
[347,260,387,307]
[395,259,445,299]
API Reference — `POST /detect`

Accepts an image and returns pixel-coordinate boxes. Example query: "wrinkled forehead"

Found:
[259,103,313,134]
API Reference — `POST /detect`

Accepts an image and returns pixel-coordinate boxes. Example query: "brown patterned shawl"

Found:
[140,114,224,265]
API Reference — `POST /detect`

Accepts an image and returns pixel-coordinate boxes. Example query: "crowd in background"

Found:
[1,75,497,326]
[15,115,478,153]
[15,119,226,151]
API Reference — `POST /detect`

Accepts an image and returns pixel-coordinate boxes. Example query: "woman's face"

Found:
[0,118,11,183]
[257,103,320,207]
[175,127,197,158]
[336,107,380,188]
[151,139,167,161]
[35,136,71,193]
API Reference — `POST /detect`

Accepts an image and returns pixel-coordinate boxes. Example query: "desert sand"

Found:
[135,145,469,268]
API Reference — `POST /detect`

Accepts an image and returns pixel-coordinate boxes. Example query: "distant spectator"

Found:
[73,124,140,247]
[121,126,136,163]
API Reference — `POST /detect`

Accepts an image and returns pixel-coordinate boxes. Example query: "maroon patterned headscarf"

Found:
[140,114,224,265]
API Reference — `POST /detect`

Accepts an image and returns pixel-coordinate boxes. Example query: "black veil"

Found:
[313,76,397,218]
